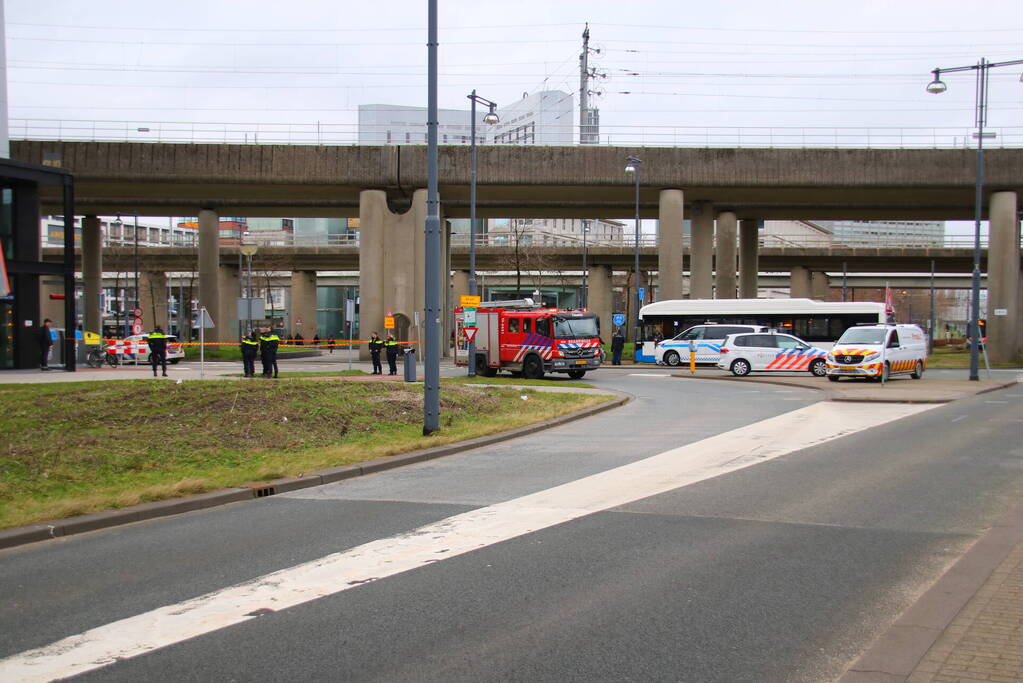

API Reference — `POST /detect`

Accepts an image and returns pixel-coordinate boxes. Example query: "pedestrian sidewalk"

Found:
[842,496,1023,682]
[909,541,1023,682]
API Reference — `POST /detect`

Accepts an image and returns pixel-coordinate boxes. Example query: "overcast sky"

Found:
[5,0,1022,234]
[7,0,1022,142]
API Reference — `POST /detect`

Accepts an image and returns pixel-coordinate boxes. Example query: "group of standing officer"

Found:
[239,325,281,378]
[367,331,402,375]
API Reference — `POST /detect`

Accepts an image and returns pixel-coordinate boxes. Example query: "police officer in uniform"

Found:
[259,326,281,378]
[385,334,401,375]
[145,326,170,377]
[610,328,625,366]
[368,331,384,374]
[240,329,260,377]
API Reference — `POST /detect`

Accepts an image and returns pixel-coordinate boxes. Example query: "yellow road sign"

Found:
[460,295,481,307]
[384,316,395,329]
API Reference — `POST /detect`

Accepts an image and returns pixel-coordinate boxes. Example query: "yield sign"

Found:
[463,327,478,343]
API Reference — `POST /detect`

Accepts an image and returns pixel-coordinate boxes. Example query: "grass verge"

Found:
[925,346,1023,369]
[0,380,613,530]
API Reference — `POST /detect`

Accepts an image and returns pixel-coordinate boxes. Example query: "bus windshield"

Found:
[836,328,887,345]
[553,315,598,339]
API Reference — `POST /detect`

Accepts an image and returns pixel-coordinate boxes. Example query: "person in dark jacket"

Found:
[240,329,260,377]
[368,332,384,374]
[385,334,401,375]
[259,326,281,378]
[38,318,53,370]
[610,328,625,366]
[145,326,170,377]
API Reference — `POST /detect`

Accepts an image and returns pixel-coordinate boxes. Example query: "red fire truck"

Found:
[454,299,603,379]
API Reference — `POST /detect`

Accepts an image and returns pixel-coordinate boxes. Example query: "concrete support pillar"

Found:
[217,265,239,341]
[987,191,1020,363]
[658,189,685,301]
[139,271,169,331]
[290,270,318,340]
[739,219,759,299]
[690,201,714,299]
[790,266,811,299]
[358,189,430,358]
[810,271,830,301]
[82,215,103,334]
[587,264,614,344]
[40,277,64,325]
[715,211,737,299]
[197,209,223,340]
[451,270,470,302]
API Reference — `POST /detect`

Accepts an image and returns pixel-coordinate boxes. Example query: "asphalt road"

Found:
[3,371,1023,682]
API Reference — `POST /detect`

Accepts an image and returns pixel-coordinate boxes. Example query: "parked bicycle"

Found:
[84,347,118,368]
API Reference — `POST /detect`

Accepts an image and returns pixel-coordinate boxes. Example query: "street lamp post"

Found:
[624,156,642,359]
[133,215,139,315]
[926,57,1023,381]
[582,219,591,308]
[467,90,500,377]
[424,0,440,434]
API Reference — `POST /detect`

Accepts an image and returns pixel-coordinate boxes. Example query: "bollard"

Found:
[404,348,417,382]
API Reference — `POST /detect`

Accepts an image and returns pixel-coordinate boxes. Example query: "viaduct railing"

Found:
[12,119,1023,149]
[83,231,996,251]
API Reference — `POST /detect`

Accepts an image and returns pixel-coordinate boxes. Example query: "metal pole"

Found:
[423,0,441,434]
[633,166,641,358]
[62,176,76,371]
[968,60,987,381]
[468,91,478,377]
[842,261,848,302]
[582,220,589,308]
[133,215,139,313]
[929,258,936,353]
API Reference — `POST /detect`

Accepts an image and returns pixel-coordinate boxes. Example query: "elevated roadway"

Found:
[14,141,1023,220]
[42,244,996,274]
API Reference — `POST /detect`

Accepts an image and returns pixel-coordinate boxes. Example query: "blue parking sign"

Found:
[612,313,626,326]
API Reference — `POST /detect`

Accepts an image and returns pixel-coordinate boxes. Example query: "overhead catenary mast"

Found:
[579,24,602,145]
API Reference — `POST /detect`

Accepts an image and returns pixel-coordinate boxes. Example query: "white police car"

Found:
[655,324,769,366]
[717,332,829,377]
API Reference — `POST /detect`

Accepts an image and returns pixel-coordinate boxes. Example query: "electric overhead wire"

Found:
[9,17,1021,130]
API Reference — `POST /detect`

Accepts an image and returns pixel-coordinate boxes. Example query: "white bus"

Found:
[637,298,887,363]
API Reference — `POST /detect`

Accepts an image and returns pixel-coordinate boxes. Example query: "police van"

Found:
[826,323,927,382]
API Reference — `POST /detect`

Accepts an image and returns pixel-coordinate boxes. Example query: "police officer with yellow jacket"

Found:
[385,334,402,375]
[145,326,170,377]
[240,329,260,377]
[368,332,384,375]
[259,326,281,378]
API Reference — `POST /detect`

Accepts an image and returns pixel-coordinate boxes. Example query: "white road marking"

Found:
[627,373,671,377]
[0,401,935,682]
[951,415,968,423]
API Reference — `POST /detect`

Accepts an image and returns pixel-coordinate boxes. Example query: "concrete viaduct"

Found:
[13,141,1023,361]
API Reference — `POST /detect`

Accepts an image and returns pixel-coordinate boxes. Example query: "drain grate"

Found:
[254,486,277,498]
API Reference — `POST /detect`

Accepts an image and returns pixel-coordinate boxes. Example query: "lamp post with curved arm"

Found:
[466,90,499,376]
[925,58,1023,380]
[625,155,642,359]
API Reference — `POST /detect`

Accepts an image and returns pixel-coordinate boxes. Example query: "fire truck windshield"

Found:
[553,315,598,339]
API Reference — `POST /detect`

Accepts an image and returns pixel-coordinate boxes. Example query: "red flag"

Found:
[0,248,9,298]
[884,286,894,316]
